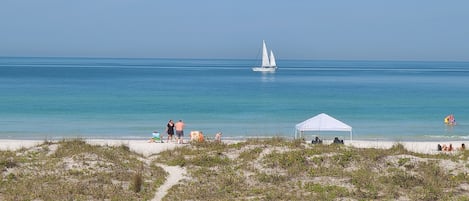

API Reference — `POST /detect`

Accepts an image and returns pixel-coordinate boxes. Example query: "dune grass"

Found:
[0,139,167,200]
[157,138,469,201]
[2,138,469,200]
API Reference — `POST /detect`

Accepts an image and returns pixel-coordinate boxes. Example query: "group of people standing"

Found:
[166,119,185,144]
[152,119,222,144]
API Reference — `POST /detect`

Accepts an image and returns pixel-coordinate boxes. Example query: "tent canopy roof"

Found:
[295,113,352,132]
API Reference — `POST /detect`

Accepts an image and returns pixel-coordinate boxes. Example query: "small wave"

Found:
[279,67,469,72]
[424,135,469,139]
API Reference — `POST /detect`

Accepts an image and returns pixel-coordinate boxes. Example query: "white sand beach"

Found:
[346,140,466,154]
[0,139,184,157]
[0,138,466,155]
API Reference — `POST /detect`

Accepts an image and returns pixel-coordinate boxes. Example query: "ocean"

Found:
[1,57,469,141]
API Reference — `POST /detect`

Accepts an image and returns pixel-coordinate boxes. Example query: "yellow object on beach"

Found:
[190,131,204,142]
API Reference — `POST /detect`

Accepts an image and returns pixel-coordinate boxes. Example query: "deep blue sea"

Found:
[1,57,469,140]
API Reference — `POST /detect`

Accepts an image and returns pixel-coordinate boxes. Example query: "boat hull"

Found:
[252,66,277,72]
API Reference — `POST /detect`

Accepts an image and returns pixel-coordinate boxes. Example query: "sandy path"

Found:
[151,164,187,201]
[0,139,188,201]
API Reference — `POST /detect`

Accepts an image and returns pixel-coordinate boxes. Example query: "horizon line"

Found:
[1,56,469,63]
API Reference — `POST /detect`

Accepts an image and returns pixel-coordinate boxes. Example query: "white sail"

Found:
[252,40,277,72]
[261,40,270,67]
[269,50,276,67]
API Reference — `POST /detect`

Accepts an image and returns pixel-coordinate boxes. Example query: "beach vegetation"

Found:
[130,166,144,193]
[303,182,350,199]
[389,142,409,154]
[397,157,411,166]
[238,147,263,161]
[2,138,469,200]
[0,139,167,200]
[157,138,469,200]
[0,152,17,170]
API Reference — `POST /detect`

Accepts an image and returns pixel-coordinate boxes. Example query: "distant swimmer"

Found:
[444,114,456,126]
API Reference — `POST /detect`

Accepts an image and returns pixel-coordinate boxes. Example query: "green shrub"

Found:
[398,157,411,166]
[304,183,349,199]
[238,147,263,161]
[130,171,143,193]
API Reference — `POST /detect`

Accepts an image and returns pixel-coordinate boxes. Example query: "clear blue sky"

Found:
[1,0,468,61]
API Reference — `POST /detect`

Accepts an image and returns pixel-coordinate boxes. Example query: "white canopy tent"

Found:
[295,113,353,141]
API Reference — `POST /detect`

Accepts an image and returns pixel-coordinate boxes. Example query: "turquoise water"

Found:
[1,57,469,140]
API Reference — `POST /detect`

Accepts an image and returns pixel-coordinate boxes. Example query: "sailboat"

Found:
[252,40,277,72]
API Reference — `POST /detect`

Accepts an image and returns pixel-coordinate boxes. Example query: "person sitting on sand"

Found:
[441,144,449,151]
[312,136,322,144]
[148,131,163,143]
[437,144,442,151]
[443,144,454,151]
[333,137,344,144]
[458,143,465,151]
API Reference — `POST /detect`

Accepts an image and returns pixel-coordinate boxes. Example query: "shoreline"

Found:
[0,138,466,155]
[1,134,468,141]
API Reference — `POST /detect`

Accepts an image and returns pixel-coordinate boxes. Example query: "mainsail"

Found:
[261,40,270,67]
